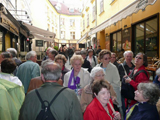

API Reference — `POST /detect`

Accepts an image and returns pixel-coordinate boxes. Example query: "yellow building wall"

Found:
[5,32,11,51]
[96,0,160,52]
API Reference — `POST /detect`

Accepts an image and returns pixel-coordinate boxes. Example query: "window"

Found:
[70,19,75,27]
[111,31,122,52]
[47,24,50,31]
[61,18,65,25]
[92,6,95,21]
[100,0,104,13]
[61,31,65,39]
[87,14,89,27]
[133,17,158,57]
[70,32,75,39]
[52,27,54,32]
[83,20,85,30]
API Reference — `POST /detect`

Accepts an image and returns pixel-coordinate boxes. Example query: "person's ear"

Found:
[41,74,45,82]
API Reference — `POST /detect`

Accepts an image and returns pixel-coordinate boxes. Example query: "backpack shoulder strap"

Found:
[49,87,67,106]
[135,70,148,78]
[132,69,148,80]
[35,89,44,106]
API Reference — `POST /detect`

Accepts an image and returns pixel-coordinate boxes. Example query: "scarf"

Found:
[68,69,80,90]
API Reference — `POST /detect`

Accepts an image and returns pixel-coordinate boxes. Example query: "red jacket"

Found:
[83,98,114,120]
[129,65,149,90]
[129,65,149,105]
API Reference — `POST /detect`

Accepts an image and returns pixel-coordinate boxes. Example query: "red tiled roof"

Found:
[49,0,81,15]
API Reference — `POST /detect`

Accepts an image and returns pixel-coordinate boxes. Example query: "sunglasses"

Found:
[135,56,142,59]
[104,57,110,60]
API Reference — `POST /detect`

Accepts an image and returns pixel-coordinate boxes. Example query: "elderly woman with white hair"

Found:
[63,55,91,100]
[125,82,160,120]
[80,67,116,113]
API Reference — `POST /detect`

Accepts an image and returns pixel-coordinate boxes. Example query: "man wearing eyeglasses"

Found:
[111,52,119,69]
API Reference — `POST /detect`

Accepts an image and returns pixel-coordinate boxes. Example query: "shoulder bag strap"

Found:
[121,63,127,76]
[93,56,97,65]
[49,87,68,106]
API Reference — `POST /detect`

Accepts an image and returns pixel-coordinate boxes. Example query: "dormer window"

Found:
[69,7,74,13]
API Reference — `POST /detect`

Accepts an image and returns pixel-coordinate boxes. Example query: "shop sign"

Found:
[1,14,19,35]
[36,40,43,47]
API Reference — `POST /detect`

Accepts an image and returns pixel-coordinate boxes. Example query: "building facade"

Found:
[79,0,160,58]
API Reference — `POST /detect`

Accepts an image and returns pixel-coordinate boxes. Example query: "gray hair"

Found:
[156,68,160,76]
[90,67,105,79]
[25,51,36,60]
[7,48,17,57]
[123,50,133,58]
[80,50,87,55]
[49,49,58,56]
[41,59,61,81]
[1,52,11,58]
[111,52,116,56]
[138,82,160,105]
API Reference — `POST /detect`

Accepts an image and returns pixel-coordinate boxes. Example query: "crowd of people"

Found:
[0,46,160,120]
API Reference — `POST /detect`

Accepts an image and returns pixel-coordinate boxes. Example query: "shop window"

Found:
[133,17,158,57]
[111,31,122,52]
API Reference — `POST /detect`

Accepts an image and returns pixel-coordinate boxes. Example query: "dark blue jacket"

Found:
[126,102,159,120]
[153,75,160,89]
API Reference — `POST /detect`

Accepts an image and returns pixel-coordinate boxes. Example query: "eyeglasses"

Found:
[104,57,110,60]
[95,74,105,77]
[135,56,142,59]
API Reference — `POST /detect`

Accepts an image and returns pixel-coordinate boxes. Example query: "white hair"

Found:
[90,67,105,79]
[25,51,36,60]
[7,48,17,57]
[156,68,160,76]
[123,50,133,57]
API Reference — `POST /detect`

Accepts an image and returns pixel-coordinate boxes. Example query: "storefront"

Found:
[0,3,20,52]
[88,0,160,57]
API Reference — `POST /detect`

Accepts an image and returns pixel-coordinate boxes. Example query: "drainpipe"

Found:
[95,0,98,46]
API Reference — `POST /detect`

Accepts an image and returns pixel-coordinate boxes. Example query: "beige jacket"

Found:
[80,81,116,113]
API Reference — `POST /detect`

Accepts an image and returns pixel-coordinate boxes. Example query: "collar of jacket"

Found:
[123,61,135,67]
[138,102,156,112]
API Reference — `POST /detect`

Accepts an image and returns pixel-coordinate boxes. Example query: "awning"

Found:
[23,22,56,41]
[90,0,157,35]
[32,33,54,42]
[77,32,88,43]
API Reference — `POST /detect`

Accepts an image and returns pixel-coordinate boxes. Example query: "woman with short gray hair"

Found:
[125,82,160,120]
[80,67,117,113]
